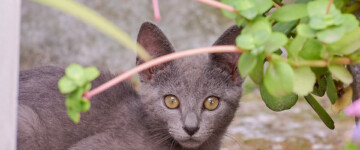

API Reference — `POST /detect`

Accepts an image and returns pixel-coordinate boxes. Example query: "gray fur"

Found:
[17,22,243,150]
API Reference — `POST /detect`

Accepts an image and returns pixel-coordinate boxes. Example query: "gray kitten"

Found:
[17,22,243,150]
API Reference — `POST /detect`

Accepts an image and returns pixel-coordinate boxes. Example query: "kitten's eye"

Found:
[203,96,219,111]
[164,95,180,109]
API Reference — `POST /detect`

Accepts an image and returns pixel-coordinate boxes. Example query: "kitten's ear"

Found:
[209,25,242,83]
[136,22,175,81]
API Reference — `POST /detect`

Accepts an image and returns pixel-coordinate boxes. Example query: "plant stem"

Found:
[326,0,334,14]
[84,45,355,100]
[346,3,360,13]
[152,0,161,21]
[197,0,236,12]
[83,46,246,100]
[273,2,281,8]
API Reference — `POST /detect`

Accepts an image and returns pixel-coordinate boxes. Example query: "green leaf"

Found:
[65,64,84,80]
[58,76,77,94]
[271,4,308,22]
[249,56,265,84]
[84,82,92,91]
[84,66,100,81]
[260,83,298,111]
[235,16,246,27]
[238,53,257,78]
[79,99,91,112]
[67,88,84,102]
[273,21,298,35]
[308,0,338,17]
[287,35,307,59]
[67,110,80,124]
[341,14,359,32]
[264,60,295,97]
[299,38,326,60]
[296,24,316,38]
[307,0,344,30]
[221,0,238,19]
[329,64,353,84]
[263,32,288,53]
[236,34,256,49]
[241,8,258,20]
[253,0,273,14]
[243,17,272,36]
[326,74,338,104]
[293,66,316,96]
[328,28,360,54]
[30,0,151,61]
[316,26,345,43]
[312,75,327,96]
[304,94,335,129]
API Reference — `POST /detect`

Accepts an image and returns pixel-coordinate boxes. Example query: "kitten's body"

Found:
[17,22,242,150]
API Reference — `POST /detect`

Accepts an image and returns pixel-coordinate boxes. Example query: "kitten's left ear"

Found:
[136,22,175,81]
[209,25,242,83]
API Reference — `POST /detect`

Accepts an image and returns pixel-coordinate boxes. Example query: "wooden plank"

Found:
[0,0,21,149]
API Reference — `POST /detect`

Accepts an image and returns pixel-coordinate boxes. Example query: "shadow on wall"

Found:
[20,0,234,72]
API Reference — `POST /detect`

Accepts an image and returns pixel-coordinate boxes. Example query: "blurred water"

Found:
[20,0,233,72]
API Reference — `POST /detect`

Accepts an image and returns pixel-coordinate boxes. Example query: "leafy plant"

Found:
[220,0,360,129]
[58,64,100,123]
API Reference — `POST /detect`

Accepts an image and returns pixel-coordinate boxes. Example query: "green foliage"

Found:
[271,4,308,22]
[220,0,360,129]
[292,66,316,96]
[260,84,298,111]
[305,94,335,129]
[264,60,294,97]
[58,64,100,123]
[325,74,338,104]
[238,53,257,78]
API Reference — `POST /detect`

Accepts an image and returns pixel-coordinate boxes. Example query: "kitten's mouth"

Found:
[177,138,202,148]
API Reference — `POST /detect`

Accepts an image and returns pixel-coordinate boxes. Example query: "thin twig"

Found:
[83,46,245,100]
[197,0,236,12]
[273,2,281,8]
[326,0,334,14]
[152,0,161,21]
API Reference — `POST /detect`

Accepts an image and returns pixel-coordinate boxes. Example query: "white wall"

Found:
[0,0,21,149]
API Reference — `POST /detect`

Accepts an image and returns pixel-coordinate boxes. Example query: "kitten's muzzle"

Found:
[183,112,199,136]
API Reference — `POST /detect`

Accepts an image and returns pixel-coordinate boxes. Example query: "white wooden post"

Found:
[0,0,21,149]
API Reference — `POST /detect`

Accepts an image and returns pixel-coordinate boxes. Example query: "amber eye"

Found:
[203,96,219,111]
[164,95,180,109]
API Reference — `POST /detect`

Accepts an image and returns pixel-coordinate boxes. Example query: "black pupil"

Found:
[171,97,175,103]
[209,98,213,105]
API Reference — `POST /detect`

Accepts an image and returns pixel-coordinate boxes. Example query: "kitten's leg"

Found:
[69,132,145,150]
[17,105,45,150]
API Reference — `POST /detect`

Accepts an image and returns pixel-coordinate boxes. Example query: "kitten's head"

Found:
[137,22,243,149]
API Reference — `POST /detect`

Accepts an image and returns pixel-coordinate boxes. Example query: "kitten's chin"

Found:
[177,139,203,149]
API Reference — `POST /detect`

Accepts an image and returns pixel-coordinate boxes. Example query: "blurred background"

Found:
[20,0,356,149]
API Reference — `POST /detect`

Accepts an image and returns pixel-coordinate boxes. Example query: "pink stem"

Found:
[152,0,161,21]
[197,0,236,12]
[83,45,245,100]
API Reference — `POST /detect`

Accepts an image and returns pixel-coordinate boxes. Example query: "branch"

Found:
[326,0,334,14]
[152,0,161,21]
[197,0,236,12]
[83,45,246,100]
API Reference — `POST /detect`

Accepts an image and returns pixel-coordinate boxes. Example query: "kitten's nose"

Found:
[183,126,199,136]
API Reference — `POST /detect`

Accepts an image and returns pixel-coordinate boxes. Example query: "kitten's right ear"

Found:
[136,22,175,81]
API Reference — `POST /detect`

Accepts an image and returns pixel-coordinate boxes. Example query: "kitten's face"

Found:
[136,22,242,148]
[140,56,242,148]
